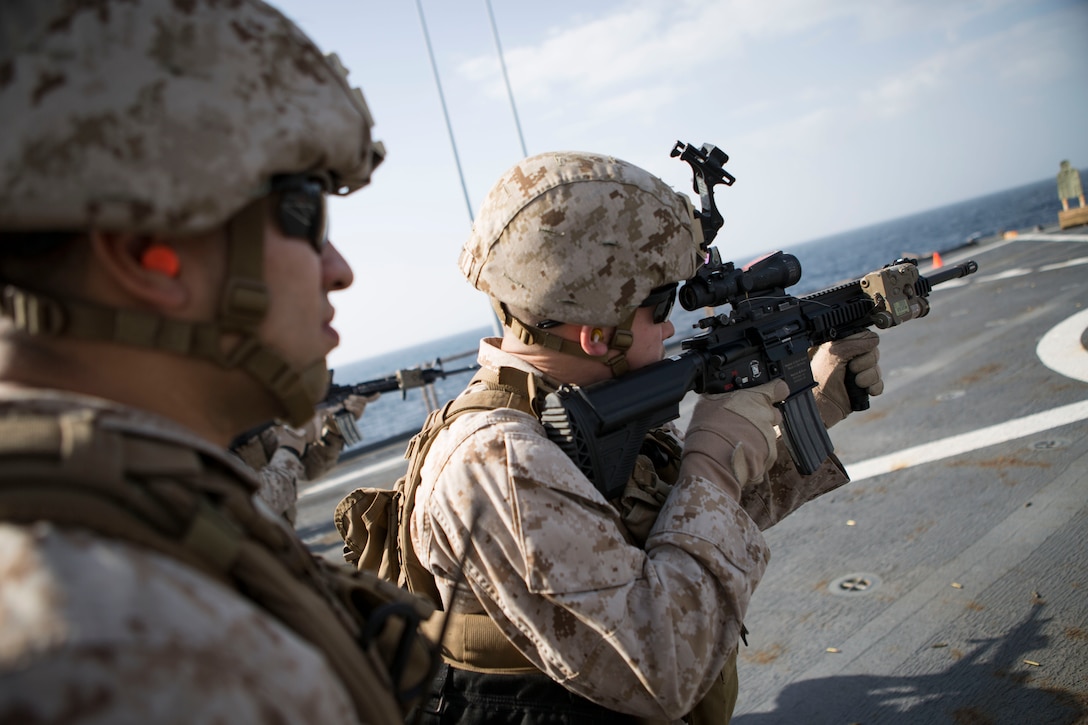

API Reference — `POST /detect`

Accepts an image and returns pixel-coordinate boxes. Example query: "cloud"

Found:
[855,3,1088,120]
[463,5,688,100]
[844,0,995,39]
[733,106,839,153]
[989,4,1088,85]
[458,0,852,107]
[459,0,1056,125]
[858,54,949,118]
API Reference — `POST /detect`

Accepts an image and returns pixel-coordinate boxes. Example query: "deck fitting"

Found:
[829,572,881,596]
[1030,438,1070,451]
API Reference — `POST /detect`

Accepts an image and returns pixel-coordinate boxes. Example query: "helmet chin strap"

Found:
[491,299,635,378]
[0,198,328,428]
[220,199,330,427]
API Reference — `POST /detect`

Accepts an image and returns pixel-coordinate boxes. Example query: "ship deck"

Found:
[298,228,1088,723]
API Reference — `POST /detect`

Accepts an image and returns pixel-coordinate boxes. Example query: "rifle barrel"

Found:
[926,260,978,286]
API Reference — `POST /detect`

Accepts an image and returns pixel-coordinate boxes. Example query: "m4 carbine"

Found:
[540,141,978,500]
[232,362,478,450]
[323,363,479,446]
[325,363,479,407]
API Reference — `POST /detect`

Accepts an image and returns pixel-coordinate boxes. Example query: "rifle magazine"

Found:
[779,390,834,475]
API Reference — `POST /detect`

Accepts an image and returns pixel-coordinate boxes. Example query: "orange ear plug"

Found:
[140,244,180,277]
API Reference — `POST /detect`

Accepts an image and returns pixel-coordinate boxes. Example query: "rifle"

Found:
[231,362,478,450]
[323,363,479,446]
[539,141,979,500]
[325,363,479,406]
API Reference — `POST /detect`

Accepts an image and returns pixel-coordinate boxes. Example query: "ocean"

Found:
[333,171,1078,450]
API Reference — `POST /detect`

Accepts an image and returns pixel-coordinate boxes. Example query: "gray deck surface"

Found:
[298,229,1088,724]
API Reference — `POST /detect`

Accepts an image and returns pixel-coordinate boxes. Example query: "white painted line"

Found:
[938,250,1087,284]
[846,308,1088,480]
[973,268,1033,283]
[844,399,1088,482]
[1039,256,1088,272]
[300,455,405,498]
[1013,233,1088,242]
[1036,308,1088,383]
[929,278,969,289]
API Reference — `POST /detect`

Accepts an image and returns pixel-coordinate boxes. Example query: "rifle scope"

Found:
[679,251,803,310]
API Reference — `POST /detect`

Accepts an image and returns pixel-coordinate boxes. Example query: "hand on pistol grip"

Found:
[811,330,883,428]
[272,416,322,458]
[680,379,789,499]
[340,392,380,421]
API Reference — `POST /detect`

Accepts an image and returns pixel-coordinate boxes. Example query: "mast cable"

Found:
[415,0,475,223]
[485,0,528,157]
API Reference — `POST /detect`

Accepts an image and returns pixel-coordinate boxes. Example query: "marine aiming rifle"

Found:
[231,362,478,449]
[540,141,979,500]
[325,363,480,406]
[323,363,479,446]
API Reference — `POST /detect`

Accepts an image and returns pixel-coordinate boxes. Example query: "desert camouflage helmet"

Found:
[0,0,383,233]
[0,0,382,427]
[460,151,703,327]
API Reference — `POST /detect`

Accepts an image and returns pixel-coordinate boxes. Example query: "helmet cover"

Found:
[0,0,383,233]
[460,151,702,326]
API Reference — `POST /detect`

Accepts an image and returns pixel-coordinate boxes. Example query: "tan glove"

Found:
[321,392,378,448]
[617,455,673,547]
[341,392,380,420]
[811,330,883,429]
[271,415,322,457]
[615,427,683,546]
[680,379,789,500]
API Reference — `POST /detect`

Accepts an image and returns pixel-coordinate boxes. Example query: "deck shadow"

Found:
[734,604,1086,724]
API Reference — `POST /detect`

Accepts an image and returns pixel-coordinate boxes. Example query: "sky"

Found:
[269,0,1088,367]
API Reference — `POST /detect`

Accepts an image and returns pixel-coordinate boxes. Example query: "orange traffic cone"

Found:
[932,251,944,268]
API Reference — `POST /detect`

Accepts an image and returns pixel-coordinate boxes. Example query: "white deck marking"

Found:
[844,400,1088,482]
[1036,308,1088,383]
[301,455,405,499]
[846,309,1088,481]
[973,267,1034,283]
[1012,233,1088,242]
[1039,256,1088,272]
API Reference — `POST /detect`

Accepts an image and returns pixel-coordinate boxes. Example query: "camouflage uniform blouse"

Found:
[412,339,771,720]
[0,387,359,724]
[233,421,348,525]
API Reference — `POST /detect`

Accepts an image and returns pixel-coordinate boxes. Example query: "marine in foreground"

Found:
[0,1,431,722]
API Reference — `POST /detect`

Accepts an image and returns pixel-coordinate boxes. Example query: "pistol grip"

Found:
[846,370,870,412]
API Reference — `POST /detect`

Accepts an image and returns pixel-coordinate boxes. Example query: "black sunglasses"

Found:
[270,174,329,252]
[640,283,677,324]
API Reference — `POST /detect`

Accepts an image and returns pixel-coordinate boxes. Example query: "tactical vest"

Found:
[0,403,437,723]
[336,366,541,672]
[335,366,740,723]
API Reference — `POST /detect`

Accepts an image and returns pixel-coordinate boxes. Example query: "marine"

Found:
[340,151,884,722]
[234,393,376,523]
[0,1,431,721]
